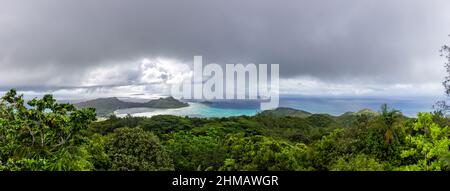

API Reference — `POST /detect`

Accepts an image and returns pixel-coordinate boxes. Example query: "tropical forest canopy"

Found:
[1,89,450,171]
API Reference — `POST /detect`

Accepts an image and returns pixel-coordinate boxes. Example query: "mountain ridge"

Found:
[75,96,189,116]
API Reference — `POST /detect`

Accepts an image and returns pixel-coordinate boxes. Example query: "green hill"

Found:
[258,107,312,118]
[145,97,189,108]
[258,107,384,128]
[76,97,188,116]
[336,108,380,127]
[355,108,379,116]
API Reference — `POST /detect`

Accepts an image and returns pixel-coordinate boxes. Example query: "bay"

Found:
[114,96,440,118]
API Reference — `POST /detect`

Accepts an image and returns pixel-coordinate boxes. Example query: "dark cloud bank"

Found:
[1,0,450,95]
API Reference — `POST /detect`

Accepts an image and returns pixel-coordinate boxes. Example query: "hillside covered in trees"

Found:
[75,97,189,116]
[1,89,450,171]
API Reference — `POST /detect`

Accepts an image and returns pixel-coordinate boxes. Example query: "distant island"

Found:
[75,96,189,116]
[258,107,380,118]
[200,100,213,105]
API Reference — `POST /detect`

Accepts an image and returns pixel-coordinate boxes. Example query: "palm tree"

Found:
[380,104,401,144]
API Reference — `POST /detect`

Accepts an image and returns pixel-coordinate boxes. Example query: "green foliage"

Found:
[398,112,450,171]
[166,131,225,171]
[105,127,174,171]
[256,115,328,144]
[220,134,309,171]
[138,115,193,136]
[310,107,408,170]
[379,104,402,145]
[330,154,386,171]
[85,133,110,170]
[0,89,96,170]
[257,107,311,118]
[2,89,450,171]
[310,129,358,170]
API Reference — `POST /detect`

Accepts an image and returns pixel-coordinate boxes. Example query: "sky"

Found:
[1,0,450,100]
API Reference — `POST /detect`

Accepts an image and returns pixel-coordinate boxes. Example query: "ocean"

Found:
[114,96,441,118]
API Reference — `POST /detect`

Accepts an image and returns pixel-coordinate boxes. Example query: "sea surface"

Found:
[114,96,441,118]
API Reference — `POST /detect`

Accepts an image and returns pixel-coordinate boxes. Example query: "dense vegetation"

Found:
[1,89,450,171]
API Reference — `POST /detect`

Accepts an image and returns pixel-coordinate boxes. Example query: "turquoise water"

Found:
[278,97,438,117]
[115,102,259,118]
[115,96,440,118]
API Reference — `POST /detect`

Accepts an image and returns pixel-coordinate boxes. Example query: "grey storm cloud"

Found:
[1,0,450,91]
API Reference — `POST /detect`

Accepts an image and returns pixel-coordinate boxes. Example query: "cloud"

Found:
[69,58,192,98]
[279,77,443,97]
[139,58,192,85]
[0,0,449,97]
